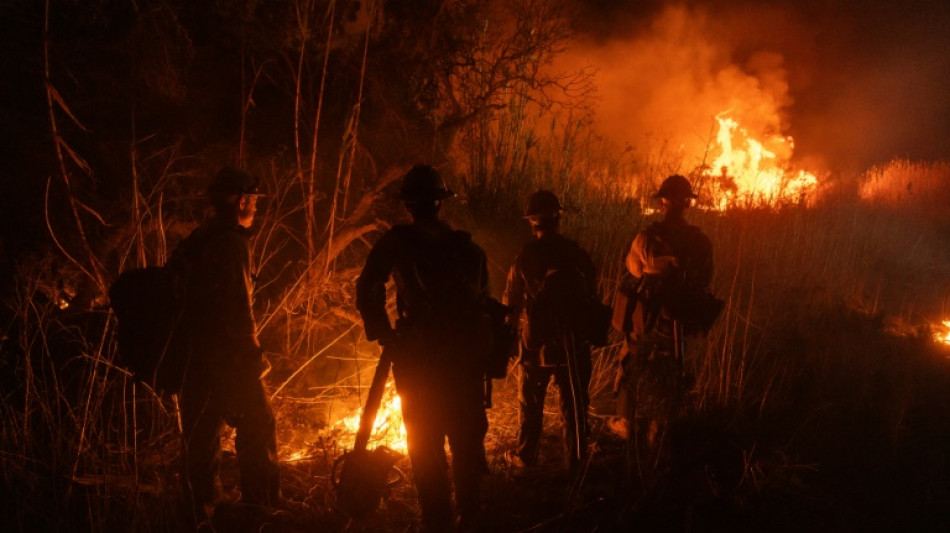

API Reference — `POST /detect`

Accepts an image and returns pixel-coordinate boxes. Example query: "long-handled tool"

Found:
[331,349,404,519]
[563,331,585,467]
[672,319,686,378]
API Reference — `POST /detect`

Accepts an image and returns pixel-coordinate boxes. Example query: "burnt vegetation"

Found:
[2,1,950,531]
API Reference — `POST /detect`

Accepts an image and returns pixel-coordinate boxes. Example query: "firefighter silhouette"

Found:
[356,165,492,532]
[176,167,281,527]
[503,190,599,472]
[610,174,714,484]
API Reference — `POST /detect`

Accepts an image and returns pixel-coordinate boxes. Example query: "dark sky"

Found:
[566,0,950,172]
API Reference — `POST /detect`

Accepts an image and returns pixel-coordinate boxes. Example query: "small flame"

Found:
[331,381,408,454]
[286,449,309,462]
[702,114,818,210]
[933,320,950,345]
[278,381,408,462]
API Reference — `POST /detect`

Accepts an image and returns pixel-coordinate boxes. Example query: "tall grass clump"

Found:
[859,159,950,222]
[652,194,950,528]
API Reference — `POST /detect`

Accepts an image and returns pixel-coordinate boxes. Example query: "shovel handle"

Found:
[354,350,393,452]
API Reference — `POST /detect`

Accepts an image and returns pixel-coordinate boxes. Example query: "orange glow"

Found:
[285,449,309,462]
[933,320,950,346]
[276,382,408,463]
[276,382,408,462]
[859,159,950,209]
[331,381,408,454]
[702,114,818,210]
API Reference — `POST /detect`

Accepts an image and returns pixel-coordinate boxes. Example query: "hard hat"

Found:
[523,189,562,220]
[654,174,697,199]
[398,165,455,201]
[207,166,265,197]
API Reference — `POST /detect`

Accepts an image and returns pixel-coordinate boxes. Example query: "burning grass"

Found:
[698,114,819,210]
[319,380,408,456]
[934,320,950,346]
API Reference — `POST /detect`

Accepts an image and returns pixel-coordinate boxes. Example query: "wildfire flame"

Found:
[285,449,309,462]
[933,320,950,345]
[276,381,408,462]
[331,381,408,454]
[702,114,818,210]
[276,381,409,462]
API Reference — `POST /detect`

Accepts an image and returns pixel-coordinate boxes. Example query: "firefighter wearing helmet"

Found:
[608,175,714,478]
[356,165,491,532]
[503,189,599,472]
[174,166,283,526]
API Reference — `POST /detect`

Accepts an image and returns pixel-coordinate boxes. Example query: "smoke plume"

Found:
[563,0,950,172]
[559,5,800,172]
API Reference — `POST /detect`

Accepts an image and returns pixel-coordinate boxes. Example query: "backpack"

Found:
[661,281,724,334]
[108,257,189,393]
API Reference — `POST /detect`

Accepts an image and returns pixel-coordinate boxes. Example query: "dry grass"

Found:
[859,159,950,221]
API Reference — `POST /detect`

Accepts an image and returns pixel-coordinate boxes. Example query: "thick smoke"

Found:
[558,5,801,173]
[564,0,950,172]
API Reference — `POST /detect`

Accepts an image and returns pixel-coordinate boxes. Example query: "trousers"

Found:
[514,348,591,469]
[394,363,488,532]
[179,367,280,521]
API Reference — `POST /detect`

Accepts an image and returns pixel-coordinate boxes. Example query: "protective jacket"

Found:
[504,233,597,364]
[356,220,491,375]
[178,217,264,378]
